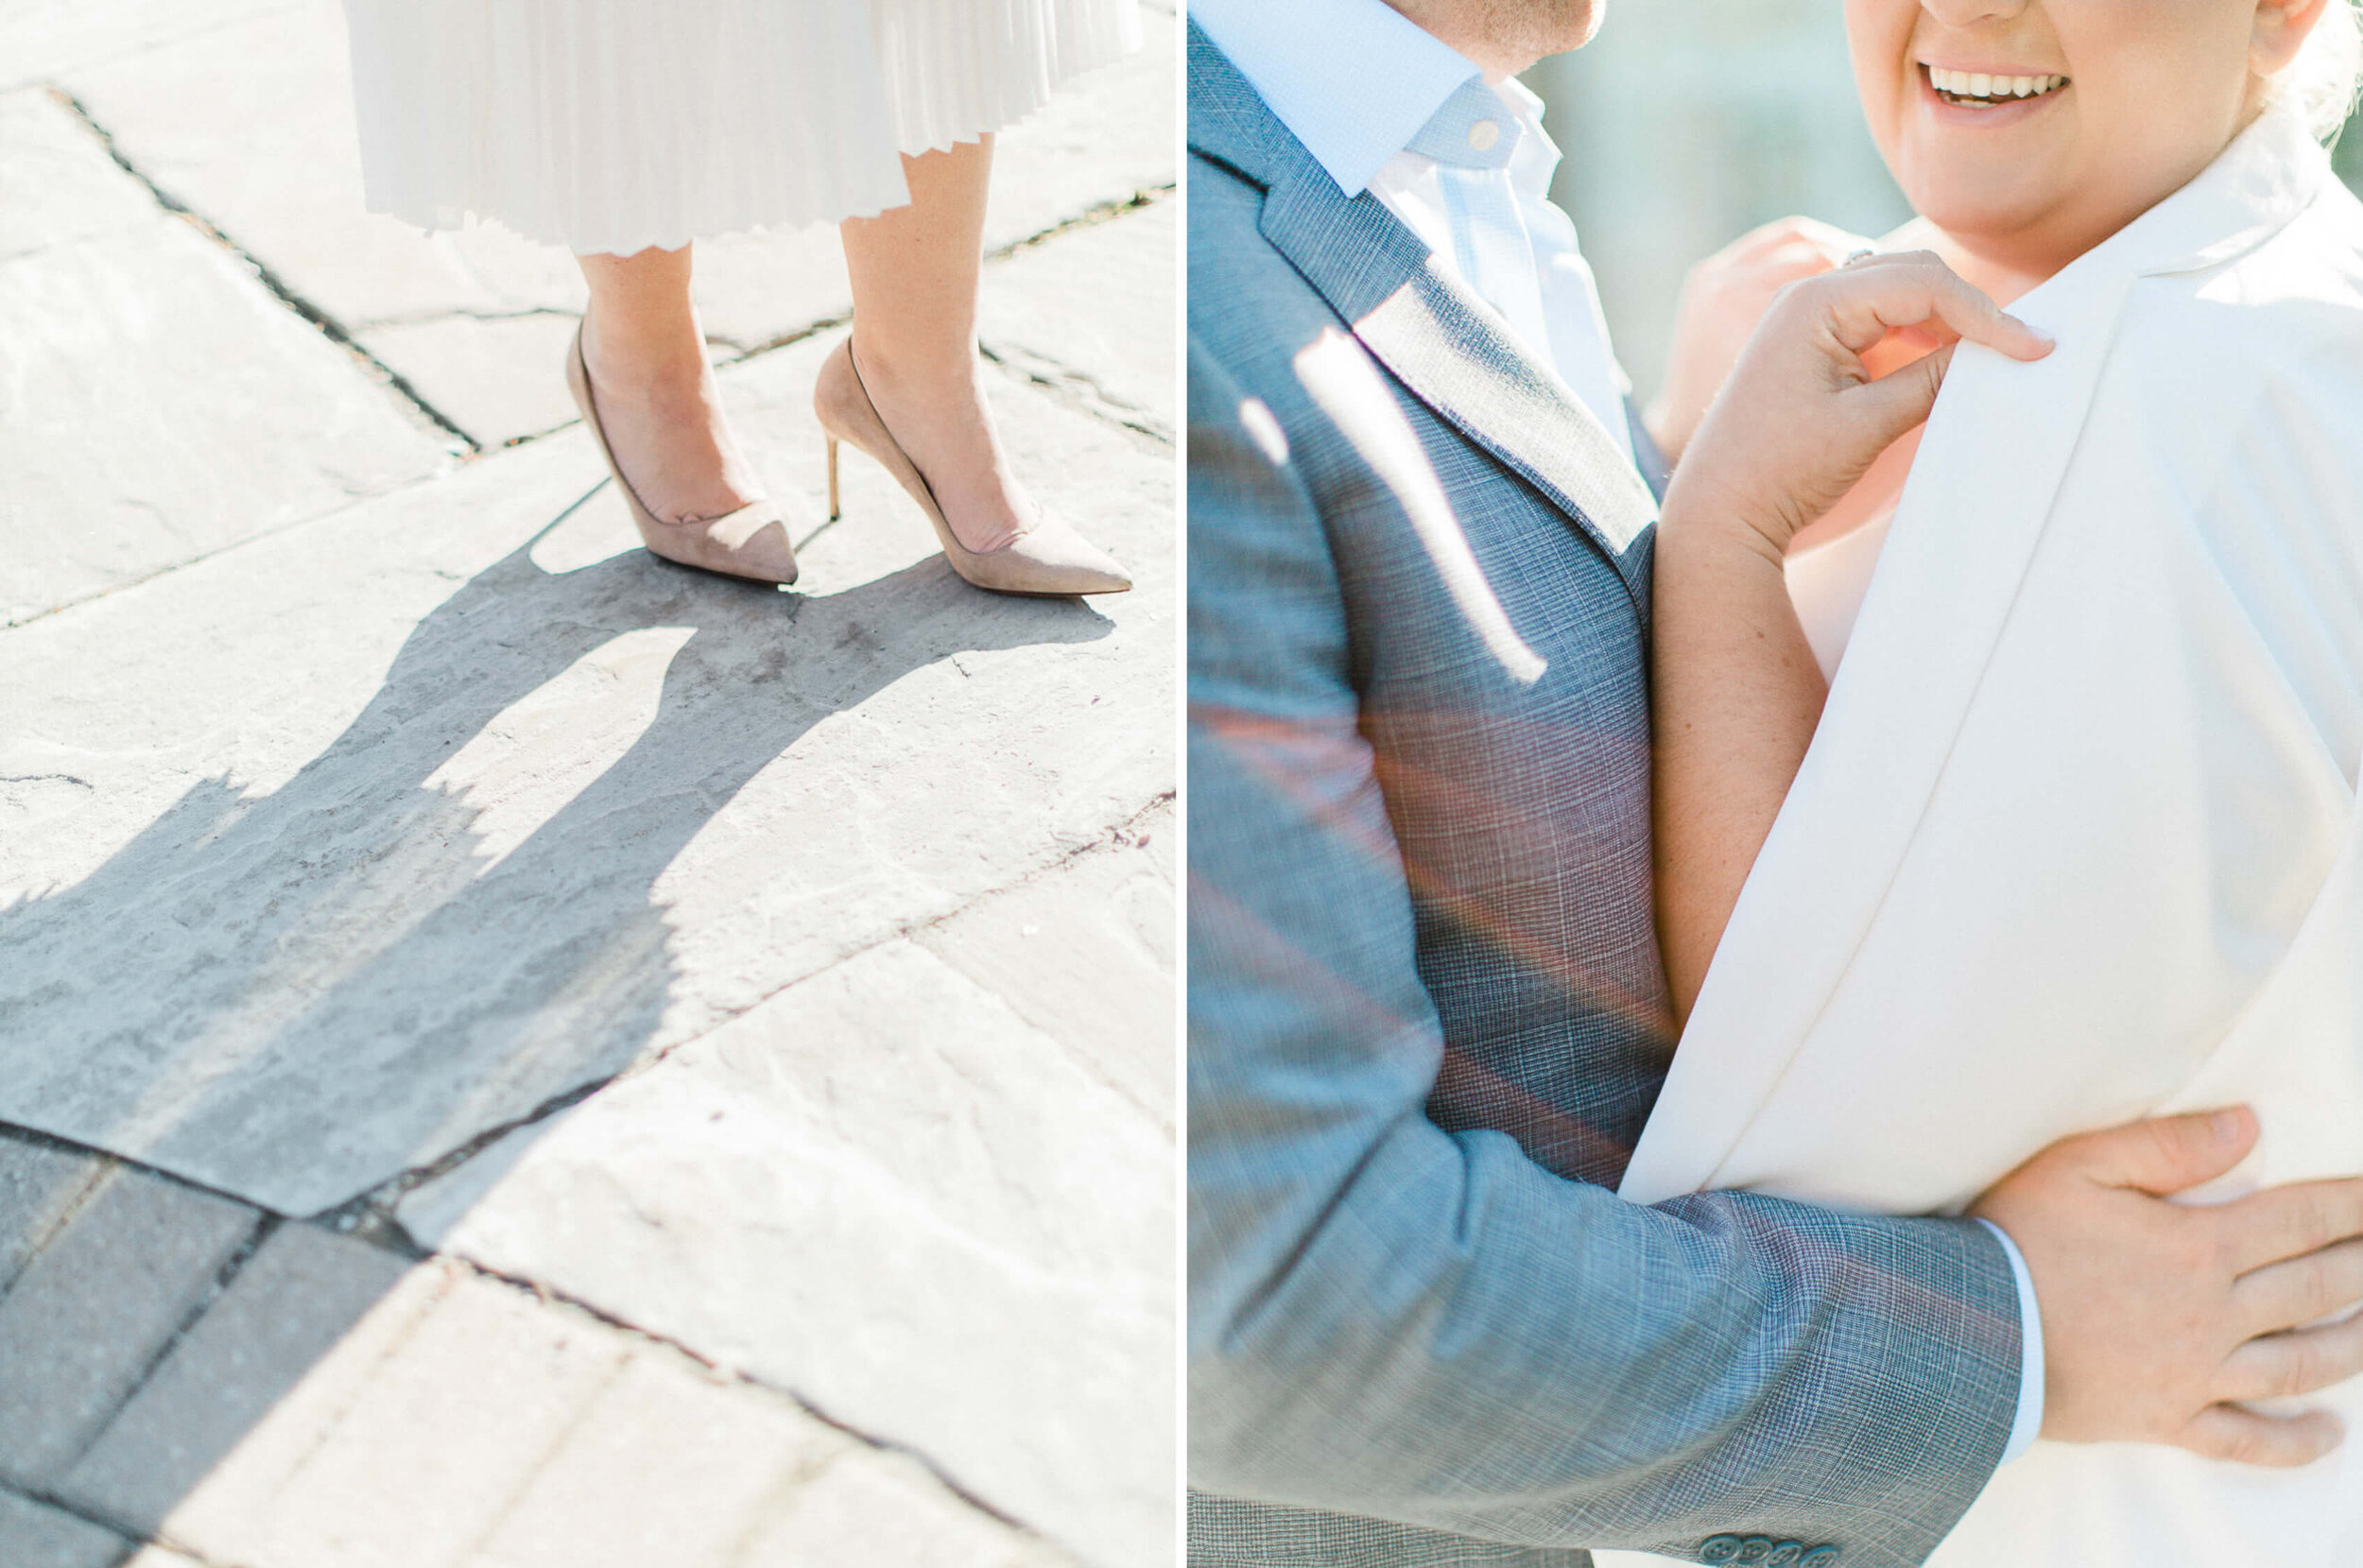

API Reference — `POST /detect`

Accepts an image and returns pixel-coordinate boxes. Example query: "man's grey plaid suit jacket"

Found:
[1185,26,2025,1568]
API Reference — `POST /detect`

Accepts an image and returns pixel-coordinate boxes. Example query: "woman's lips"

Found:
[1917,62,2071,125]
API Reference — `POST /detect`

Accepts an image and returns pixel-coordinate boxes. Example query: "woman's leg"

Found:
[577,245,764,525]
[837,135,1027,553]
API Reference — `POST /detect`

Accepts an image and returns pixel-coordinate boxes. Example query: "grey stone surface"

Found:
[983,198,1180,438]
[60,1221,413,1534]
[397,924,1176,1568]
[737,1448,1080,1568]
[156,1260,625,1568]
[0,1134,104,1295]
[0,0,294,90]
[0,1165,257,1490]
[0,1487,127,1568]
[356,311,589,450]
[914,801,1175,1130]
[0,328,1172,1219]
[470,1351,845,1568]
[0,86,453,628]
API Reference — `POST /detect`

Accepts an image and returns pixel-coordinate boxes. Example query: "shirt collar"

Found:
[1189,0,1485,197]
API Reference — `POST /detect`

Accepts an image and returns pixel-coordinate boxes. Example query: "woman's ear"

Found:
[2253,0,2333,77]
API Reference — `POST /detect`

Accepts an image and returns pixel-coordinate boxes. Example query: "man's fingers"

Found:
[2234,1237,2363,1336]
[2053,1107,2257,1195]
[2175,1404,2344,1468]
[2218,1309,2363,1403]
[2220,1177,2363,1273]
[1805,254,2053,364]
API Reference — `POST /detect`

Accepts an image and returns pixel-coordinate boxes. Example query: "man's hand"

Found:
[1974,1107,2363,1467]
[1648,217,1874,467]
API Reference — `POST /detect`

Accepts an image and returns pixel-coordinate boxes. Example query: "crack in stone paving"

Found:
[348,303,585,334]
[315,790,1176,1242]
[0,1478,151,1567]
[98,1212,279,1436]
[1,480,417,632]
[43,86,479,458]
[979,342,1174,448]
[445,1253,1045,1541]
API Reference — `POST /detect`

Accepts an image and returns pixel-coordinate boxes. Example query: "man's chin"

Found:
[1521,0,1604,61]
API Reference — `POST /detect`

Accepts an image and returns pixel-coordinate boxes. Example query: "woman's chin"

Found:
[1900,188,2071,266]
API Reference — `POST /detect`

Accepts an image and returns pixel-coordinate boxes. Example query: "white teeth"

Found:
[1926,66,2067,102]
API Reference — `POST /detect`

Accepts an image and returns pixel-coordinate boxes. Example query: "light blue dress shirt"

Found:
[1189,0,2046,1470]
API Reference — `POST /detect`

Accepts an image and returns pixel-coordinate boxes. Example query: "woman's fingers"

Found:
[2175,1403,2344,1468]
[1847,341,1955,447]
[2216,1309,2363,1404]
[1796,252,2053,363]
[2219,1175,2363,1273]
[2232,1237,2363,1339]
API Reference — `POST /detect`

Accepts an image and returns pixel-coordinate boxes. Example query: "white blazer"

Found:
[1618,107,2363,1566]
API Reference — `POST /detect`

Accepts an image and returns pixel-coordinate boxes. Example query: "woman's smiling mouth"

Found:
[1922,63,2072,108]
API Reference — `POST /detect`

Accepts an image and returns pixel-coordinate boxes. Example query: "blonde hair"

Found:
[2275,0,2363,141]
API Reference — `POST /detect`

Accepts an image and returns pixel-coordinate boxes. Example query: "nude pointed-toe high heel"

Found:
[565,325,799,586]
[811,337,1130,597]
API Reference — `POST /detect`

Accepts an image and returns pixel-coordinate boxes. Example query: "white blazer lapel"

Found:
[1617,259,2137,1205]
[1619,107,2335,1208]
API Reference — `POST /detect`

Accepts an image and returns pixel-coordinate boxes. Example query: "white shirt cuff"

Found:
[1975,1217,2044,1463]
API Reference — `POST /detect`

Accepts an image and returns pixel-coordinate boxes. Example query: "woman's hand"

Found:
[1664,250,2053,564]
[1648,217,1876,467]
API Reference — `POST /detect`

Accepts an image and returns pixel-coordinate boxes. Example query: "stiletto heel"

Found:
[564,323,799,585]
[811,336,1130,597]
[827,436,841,523]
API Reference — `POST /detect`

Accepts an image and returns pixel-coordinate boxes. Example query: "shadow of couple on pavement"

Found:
[0,497,1113,1220]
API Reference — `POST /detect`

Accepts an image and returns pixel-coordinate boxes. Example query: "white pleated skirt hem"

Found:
[342,0,1143,256]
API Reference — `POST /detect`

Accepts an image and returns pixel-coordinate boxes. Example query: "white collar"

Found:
[1189,0,1484,197]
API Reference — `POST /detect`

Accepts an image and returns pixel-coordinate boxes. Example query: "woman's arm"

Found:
[1649,255,2051,1018]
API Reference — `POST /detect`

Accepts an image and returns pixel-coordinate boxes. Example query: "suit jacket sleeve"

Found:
[1185,336,2025,1567]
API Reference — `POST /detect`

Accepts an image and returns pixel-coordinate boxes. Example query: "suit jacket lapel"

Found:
[1617,260,2138,1205]
[1189,25,1657,608]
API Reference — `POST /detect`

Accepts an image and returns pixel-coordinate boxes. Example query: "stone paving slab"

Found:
[737,1449,1080,1568]
[914,800,1176,1131]
[468,1351,839,1568]
[356,310,589,449]
[47,0,1176,448]
[0,329,1172,1218]
[44,1234,1061,1568]
[186,1262,629,1568]
[0,1136,104,1295]
[395,893,1175,1568]
[60,1221,413,1534]
[0,0,294,90]
[0,1486,127,1568]
[0,86,454,627]
[0,1164,257,1490]
[983,197,1180,438]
